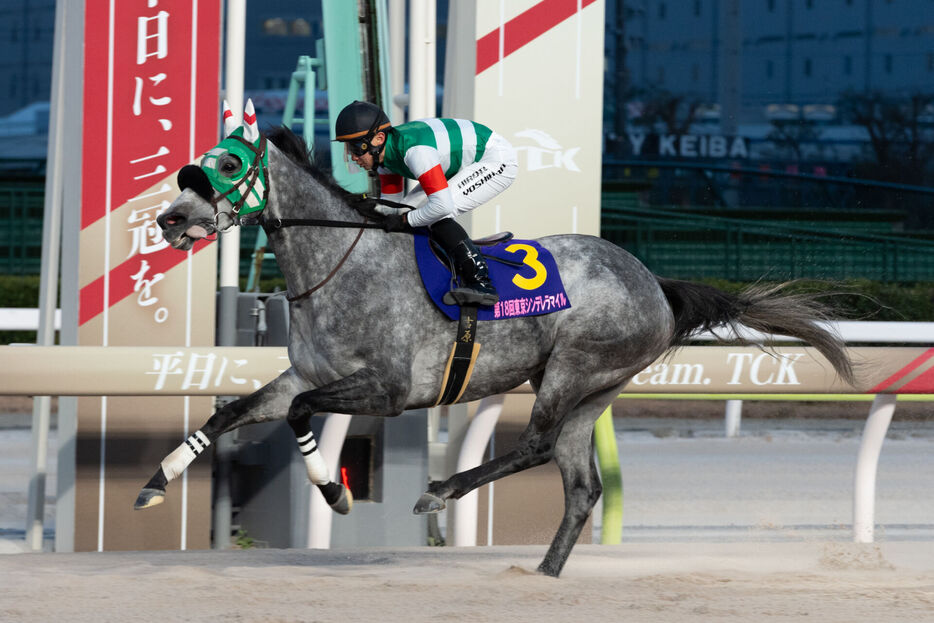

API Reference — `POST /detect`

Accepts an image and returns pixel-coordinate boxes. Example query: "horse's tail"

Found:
[656,277,855,385]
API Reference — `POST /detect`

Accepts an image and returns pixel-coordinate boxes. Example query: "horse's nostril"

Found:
[165,215,182,226]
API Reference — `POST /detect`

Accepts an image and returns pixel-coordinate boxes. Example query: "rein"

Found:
[264,217,384,230]
[210,134,402,302]
[261,215,386,303]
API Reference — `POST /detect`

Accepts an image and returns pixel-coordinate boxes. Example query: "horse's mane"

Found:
[263,125,358,203]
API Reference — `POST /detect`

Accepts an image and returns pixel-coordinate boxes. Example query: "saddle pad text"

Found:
[413,231,572,321]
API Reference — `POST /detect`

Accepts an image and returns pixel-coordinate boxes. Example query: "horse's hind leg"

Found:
[537,385,620,577]
[134,368,308,510]
[415,373,623,578]
[414,439,556,513]
[414,373,573,513]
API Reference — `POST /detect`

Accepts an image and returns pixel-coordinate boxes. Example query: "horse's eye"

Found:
[220,155,242,176]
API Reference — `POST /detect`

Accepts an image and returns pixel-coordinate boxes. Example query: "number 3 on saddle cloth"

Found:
[413,230,572,405]
[413,231,573,322]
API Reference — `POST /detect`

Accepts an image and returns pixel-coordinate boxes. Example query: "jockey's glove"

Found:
[381,213,412,233]
[350,195,380,219]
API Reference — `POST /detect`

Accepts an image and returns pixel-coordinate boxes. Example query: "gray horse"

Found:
[139,124,854,577]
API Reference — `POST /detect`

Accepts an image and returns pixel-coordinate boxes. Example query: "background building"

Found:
[2,0,931,159]
[613,0,934,118]
[0,1,932,281]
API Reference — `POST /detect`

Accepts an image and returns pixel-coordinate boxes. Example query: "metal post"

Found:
[853,394,897,543]
[724,399,742,437]
[718,0,740,208]
[407,0,435,122]
[213,0,246,550]
[451,395,505,546]
[26,0,68,552]
[303,60,316,160]
[718,0,741,132]
[594,406,623,545]
[611,0,629,150]
[388,0,406,124]
[321,0,369,192]
[307,413,352,548]
[373,0,394,114]
[54,0,85,553]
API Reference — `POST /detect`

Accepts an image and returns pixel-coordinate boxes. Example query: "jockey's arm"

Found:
[378,172,405,204]
[399,146,456,228]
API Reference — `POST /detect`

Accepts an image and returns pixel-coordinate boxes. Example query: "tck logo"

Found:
[514,129,581,173]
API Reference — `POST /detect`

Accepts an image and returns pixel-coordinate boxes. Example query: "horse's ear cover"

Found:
[178,164,215,202]
[222,100,238,137]
[192,97,268,216]
[243,99,260,144]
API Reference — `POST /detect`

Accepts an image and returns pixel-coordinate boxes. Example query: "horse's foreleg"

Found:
[134,368,305,510]
[287,368,405,514]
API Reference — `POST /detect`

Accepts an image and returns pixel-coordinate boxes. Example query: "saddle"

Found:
[472,231,514,247]
[414,231,572,322]
[414,230,572,406]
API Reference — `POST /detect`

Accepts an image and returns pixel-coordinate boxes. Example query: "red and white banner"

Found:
[79,0,219,332]
[72,0,221,552]
[447,0,605,239]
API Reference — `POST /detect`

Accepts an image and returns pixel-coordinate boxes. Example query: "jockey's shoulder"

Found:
[394,117,480,130]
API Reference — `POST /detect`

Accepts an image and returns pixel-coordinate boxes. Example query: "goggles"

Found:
[344,137,373,158]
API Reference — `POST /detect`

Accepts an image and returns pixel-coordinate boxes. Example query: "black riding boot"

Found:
[430,218,499,307]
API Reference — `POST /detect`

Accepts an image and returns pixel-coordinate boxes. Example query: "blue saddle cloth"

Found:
[413,230,572,321]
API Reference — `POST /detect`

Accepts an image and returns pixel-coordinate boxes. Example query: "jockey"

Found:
[334,100,518,307]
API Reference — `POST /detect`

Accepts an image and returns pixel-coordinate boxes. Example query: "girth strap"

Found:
[435,306,481,406]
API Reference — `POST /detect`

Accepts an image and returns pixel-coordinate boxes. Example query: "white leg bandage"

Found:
[296,431,331,485]
[160,430,211,482]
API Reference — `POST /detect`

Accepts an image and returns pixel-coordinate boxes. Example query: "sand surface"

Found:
[3,409,934,621]
[3,542,934,622]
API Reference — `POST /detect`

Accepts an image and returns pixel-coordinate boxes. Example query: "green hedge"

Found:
[0,275,43,344]
[0,275,41,307]
[1,274,931,344]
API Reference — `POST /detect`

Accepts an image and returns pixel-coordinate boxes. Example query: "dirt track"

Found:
[3,543,934,622]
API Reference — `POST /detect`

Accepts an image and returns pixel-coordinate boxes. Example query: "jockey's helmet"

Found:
[334,100,391,158]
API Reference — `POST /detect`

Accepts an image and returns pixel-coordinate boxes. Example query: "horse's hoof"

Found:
[413,492,446,514]
[134,488,165,510]
[330,485,353,515]
[537,564,561,578]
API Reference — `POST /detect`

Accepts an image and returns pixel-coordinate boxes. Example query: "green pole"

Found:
[594,406,622,545]
[321,0,369,193]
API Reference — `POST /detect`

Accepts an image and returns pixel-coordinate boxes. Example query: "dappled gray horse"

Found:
[138,108,854,577]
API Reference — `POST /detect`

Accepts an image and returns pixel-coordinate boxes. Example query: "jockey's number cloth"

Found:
[413,231,572,321]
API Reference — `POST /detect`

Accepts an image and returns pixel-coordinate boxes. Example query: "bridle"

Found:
[210,134,269,226]
[207,134,387,303]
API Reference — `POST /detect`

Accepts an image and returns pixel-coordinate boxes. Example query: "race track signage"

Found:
[3,345,930,395]
[445,0,605,239]
[625,133,750,159]
[60,0,222,552]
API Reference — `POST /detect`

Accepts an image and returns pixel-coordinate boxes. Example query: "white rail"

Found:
[694,320,934,344]
[3,312,931,343]
[0,308,61,332]
[2,335,930,549]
